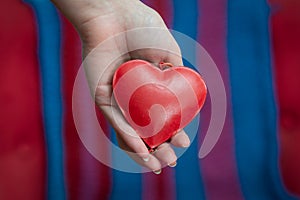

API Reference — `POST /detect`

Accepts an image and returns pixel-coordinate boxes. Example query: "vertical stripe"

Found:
[72,67,114,200]
[77,110,111,200]
[142,0,174,28]
[110,129,142,200]
[60,16,82,200]
[143,169,176,200]
[0,1,46,199]
[172,0,206,200]
[227,0,296,199]
[95,111,112,199]
[60,17,112,199]
[25,1,65,199]
[269,0,300,196]
[197,0,244,199]
[110,171,142,200]
[141,1,176,200]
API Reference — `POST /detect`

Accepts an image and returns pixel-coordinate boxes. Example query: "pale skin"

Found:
[52,0,191,174]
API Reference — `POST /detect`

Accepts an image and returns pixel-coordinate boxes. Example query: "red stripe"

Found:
[143,168,176,200]
[61,16,112,199]
[0,1,46,199]
[153,1,174,28]
[141,1,176,200]
[142,0,173,28]
[269,0,300,196]
[197,0,244,199]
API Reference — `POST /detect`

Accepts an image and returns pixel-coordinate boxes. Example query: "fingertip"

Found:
[127,151,162,172]
[153,169,162,175]
[171,130,190,147]
[143,154,162,172]
[142,156,150,162]
[181,137,190,148]
[154,143,177,166]
[138,152,150,162]
[168,161,177,168]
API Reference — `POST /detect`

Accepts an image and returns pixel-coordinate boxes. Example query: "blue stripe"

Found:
[109,128,142,200]
[172,0,205,199]
[24,1,65,199]
[227,1,296,199]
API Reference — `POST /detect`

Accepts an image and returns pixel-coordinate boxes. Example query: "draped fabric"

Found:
[0,0,299,199]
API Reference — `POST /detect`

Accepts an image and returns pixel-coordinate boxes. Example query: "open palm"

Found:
[77,0,190,173]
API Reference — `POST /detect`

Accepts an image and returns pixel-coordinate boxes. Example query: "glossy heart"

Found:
[113,59,207,150]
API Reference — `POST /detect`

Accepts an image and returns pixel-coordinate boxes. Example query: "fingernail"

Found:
[142,156,150,162]
[168,161,177,167]
[139,153,150,162]
[181,140,190,147]
[153,169,162,175]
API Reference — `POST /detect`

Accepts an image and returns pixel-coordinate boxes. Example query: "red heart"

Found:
[113,59,207,150]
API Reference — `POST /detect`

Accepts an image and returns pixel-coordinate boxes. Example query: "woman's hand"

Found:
[52,0,190,173]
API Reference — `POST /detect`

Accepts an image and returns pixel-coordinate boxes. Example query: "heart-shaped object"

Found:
[112,59,207,150]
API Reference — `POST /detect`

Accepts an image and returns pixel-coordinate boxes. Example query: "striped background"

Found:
[0,0,299,199]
